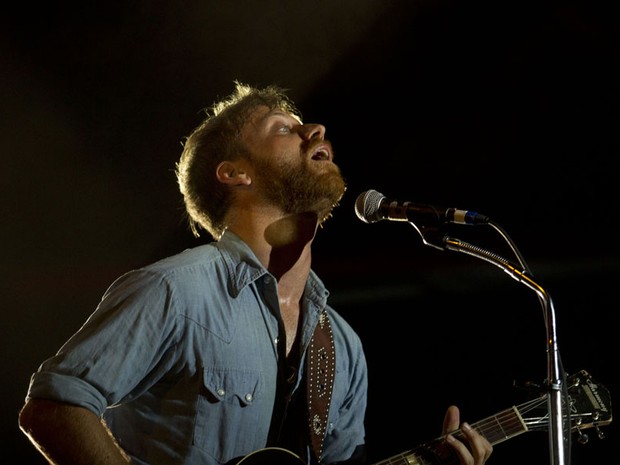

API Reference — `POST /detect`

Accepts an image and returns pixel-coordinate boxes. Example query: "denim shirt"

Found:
[26,231,368,465]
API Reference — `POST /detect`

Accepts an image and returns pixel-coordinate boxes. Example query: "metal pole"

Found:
[442,237,567,465]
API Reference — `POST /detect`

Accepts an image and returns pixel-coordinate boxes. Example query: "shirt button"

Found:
[245,393,253,402]
[217,388,225,397]
[274,337,279,345]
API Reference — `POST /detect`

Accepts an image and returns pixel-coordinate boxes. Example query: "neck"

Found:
[228,210,318,281]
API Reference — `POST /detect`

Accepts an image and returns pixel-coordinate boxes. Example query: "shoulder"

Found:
[99,243,225,307]
[147,243,223,274]
[325,306,366,361]
[135,243,228,288]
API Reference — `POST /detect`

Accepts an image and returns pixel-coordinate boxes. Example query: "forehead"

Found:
[247,105,302,127]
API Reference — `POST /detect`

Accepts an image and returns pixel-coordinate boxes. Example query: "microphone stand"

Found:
[411,223,568,465]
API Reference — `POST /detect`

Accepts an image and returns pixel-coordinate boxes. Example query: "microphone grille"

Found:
[355,189,385,223]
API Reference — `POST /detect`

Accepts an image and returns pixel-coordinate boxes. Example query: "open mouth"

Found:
[311,145,331,161]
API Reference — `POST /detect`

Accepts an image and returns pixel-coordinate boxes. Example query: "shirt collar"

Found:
[215,230,330,307]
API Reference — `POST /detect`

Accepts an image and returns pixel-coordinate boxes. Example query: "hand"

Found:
[443,405,493,465]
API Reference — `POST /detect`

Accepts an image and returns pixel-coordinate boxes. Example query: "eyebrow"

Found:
[264,109,302,124]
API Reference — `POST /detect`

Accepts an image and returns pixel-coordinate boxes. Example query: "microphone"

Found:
[354,189,489,226]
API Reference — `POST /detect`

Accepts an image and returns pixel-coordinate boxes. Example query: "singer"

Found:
[18,82,493,465]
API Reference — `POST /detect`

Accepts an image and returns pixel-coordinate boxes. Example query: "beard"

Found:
[253,155,346,223]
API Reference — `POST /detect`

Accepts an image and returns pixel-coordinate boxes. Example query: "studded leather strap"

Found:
[306,310,335,464]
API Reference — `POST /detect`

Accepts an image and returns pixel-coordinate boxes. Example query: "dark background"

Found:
[2,2,617,464]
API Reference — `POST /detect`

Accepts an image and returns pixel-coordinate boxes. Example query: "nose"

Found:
[299,123,326,140]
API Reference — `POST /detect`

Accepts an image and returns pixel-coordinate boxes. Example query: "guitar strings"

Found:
[373,396,549,465]
[467,397,547,444]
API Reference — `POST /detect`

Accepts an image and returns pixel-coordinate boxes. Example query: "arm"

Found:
[19,398,131,465]
[443,405,493,465]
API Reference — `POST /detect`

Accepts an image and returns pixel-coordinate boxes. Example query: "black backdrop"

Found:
[2,2,617,464]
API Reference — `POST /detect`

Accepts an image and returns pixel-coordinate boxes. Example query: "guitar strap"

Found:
[306,309,335,464]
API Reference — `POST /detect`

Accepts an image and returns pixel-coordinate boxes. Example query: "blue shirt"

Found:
[26,231,368,465]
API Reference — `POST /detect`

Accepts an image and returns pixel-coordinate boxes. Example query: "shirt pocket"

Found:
[193,367,269,463]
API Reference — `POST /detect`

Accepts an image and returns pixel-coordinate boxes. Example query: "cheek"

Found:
[270,149,304,173]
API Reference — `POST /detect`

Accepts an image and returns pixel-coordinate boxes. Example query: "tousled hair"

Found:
[175,81,302,239]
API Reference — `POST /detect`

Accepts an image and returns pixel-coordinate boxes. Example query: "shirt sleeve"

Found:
[26,269,180,416]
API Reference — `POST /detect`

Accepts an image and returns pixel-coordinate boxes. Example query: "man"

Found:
[19,82,493,465]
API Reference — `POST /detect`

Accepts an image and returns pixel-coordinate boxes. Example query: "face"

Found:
[241,106,346,222]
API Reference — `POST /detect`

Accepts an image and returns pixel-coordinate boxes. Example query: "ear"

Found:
[216,161,252,186]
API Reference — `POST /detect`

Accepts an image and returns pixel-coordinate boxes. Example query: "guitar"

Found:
[238,370,612,465]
